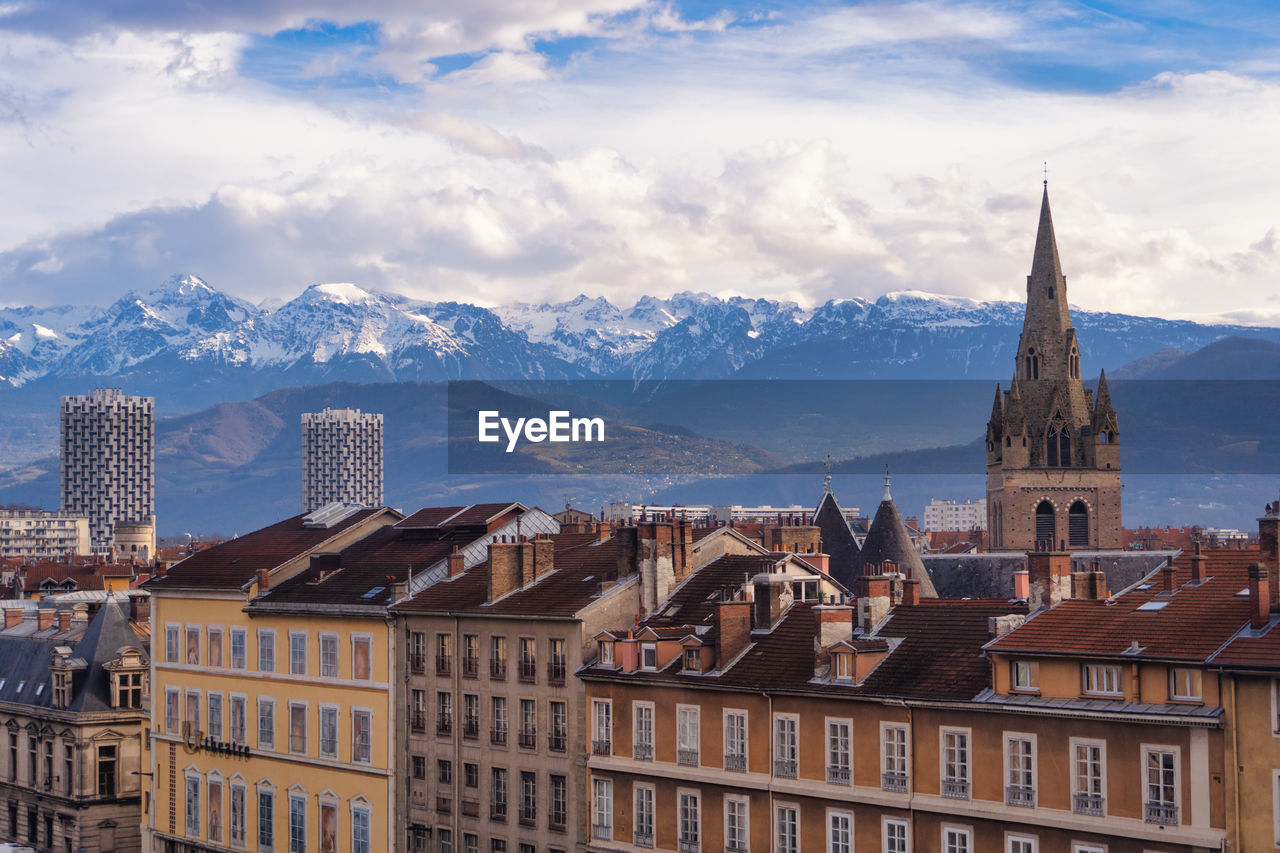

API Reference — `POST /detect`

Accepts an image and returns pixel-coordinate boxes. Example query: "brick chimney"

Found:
[532,536,554,581]
[857,574,892,631]
[597,523,611,543]
[3,608,22,629]
[901,578,921,606]
[488,538,520,602]
[1026,550,1071,608]
[256,568,270,592]
[1250,563,1270,629]
[752,575,792,630]
[1012,570,1030,600]
[1260,494,1280,611]
[129,594,150,623]
[37,609,54,631]
[1190,540,1207,583]
[1160,562,1177,593]
[57,610,71,631]
[713,597,753,668]
[798,552,829,574]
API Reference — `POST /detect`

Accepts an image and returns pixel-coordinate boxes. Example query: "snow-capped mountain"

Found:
[3,276,1280,411]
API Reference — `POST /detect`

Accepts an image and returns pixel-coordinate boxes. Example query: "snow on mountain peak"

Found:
[305,283,378,305]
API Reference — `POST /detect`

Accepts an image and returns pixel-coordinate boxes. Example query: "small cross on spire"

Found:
[1042,160,1048,187]
[883,465,892,502]
[823,455,833,494]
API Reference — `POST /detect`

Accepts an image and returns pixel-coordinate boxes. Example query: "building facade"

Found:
[986,187,1121,552]
[301,409,384,514]
[0,510,90,561]
[0,595,151,852]
[922,499,987,532]
[60,389,155,554]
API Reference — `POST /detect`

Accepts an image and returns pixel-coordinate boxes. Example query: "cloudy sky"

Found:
[1,1,1279,322]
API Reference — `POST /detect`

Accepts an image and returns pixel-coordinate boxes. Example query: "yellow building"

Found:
[142,504,400,853]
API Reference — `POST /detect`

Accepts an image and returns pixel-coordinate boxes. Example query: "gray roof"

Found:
[813,489,860,589]
[856,498,938,597]
[923,551,1174,599]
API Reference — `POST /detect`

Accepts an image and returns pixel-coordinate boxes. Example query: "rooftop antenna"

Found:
[1043,160,1048,187]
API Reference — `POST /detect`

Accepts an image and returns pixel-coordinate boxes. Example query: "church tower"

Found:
[985,185,1122,551]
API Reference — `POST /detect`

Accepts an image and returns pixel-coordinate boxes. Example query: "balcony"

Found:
[518,659,538,682]
[1073,792,1104,816]
[518,730,537,749]
[726,844,748,853]
[826,765,851,786]
[436,656,452,676]
[724,753,746,772]
[410,712,426,733]
[592,825,612,841]
[491,802,507,821]
[409,653,426,675]
[941,779,969,800]
[462,657,479,678]
[548,659,567,685]
[436,717,452,736]
[1145,802,1178,825]
[882,771,908,793]
[463,719,480,740]
[1006,785,1035,808]
[436,795,452,814]
[490,659,507,680]
[678,840,699,853]
[634,743,653,761]
[774,758,797,778]
[677,748,699,767]
[550,814,567,832]
[549,733,567,753]
[491,726,507,746]
[633,832,654,849]
[592,738,612,756]
[462,799,479,818]
[519,807,537,827]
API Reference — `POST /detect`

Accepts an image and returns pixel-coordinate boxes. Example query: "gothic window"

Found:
[1047,422,1071,467]
[1098,431,1108,444]
[1069,502,1089,548]
[1048,286,1055,299]
[1035,502,1055,547]
[1025,348,1040,380]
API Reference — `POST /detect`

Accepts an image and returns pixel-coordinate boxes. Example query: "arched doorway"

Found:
[1069,501,1089,548]
[1035,500,1055,547]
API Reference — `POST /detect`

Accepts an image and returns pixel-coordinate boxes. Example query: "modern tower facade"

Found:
[60,388,155,553]
[985,186,1121,551]
[301,407,384,513]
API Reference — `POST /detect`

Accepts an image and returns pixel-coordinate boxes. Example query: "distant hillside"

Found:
[1113,336,1280,379]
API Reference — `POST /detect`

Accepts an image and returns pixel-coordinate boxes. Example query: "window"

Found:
[348,709,371,762]
[96,744,117,796]
[185,774,201,836]
[464,834,478,853]
[437,633,453,675]
[1011,660,1037,691]
[231,781,246,846]
[231,695,247,745]
[882,724,908,791]
[352,806,370,853]
[1144,747,1178,824]
[942,729,969,799]
[774,715,798,777]
[1171,668,1203,701]
[439,830,453,853]
[678,791,699,852]
[549,699,567,751]
[258,698,276,750]
[724,710,746,771]
[115,670,144,709]
[320,706,338,758]
[465,762,479,788]
[165,624,179,663]
[185,689,201,731]
[1007,836,1037,853]
[412,755,426,780]
[409,631,427,673]
[943,827,971,853]
[883,818,908,853]
[208,692,224,741]
[289,793,306,853]
[320,633,338,678]
[208,775,223,842]
[492,696,507,744]
[63,743,73,795]
[438,759,453,784]
[165,687,180,733]
[518,636,536,680]
[208,627,224,667]
[549,637,566,682]
[1068,500,1088,546]
[677,706,700,766]
[592,778,613,839]
[1034,501,1055,545]
[640,643,657,670]
[1073,741,1105,816]
[186,625,201,665]
[725,797,748,853]
[592,700,612,754]
[834,652,853,680]
[230,627,246,669]
[827,810,851,853]
[827,719,851,785]
[1006,735,1035,807]
[683,648,699,671]
[258,788,275,850]
[627,702,653,760]
[490,635,508,679]
[519,771,536,823]
[437,691,453,734]
[519,698,537,748]
[633,787,657,847]
[258,629,275,672]
[289,703,307,753]
[550,774,568,830]
[776,805,798,853]
[598,640,615,667]
[352,635,372,680]
[1083,663,1121,697]
[463,634,479,676]
[491,767,507,818]
[289,632,307,675]
[464,692,481,738]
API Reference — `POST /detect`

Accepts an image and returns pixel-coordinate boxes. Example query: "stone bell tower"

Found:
[985,184,1122,551]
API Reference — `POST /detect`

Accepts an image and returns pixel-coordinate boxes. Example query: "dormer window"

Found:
[597,641,614,667]
[52,672,70,709]
[1011,660,1039,693]
[834,653,853,681]
[640,644,657,670]
[683,649,699,671]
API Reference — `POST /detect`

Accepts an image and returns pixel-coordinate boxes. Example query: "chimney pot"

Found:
[1161,563,1176,592]
[57,610,71,631]
[1012,569,1030,600]
[1250,563,1271,629]
[37,609,54,631]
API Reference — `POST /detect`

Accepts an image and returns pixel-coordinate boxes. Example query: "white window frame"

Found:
[230,693,248,745]
[633,782,655,845]
[1004,731,1037,805]
[1142,743,1180,820]
[185,770,201,837]
[350,633,373,680]
[942,726,971,796]
[677,705,700,763]
[165,686,180,733]
[1006,834,1038,853]
[229,775,247,848]
[1070,846,1104,853]
[881,721,909,788]
[207,691,224,742]
[288,630,308,676]
[257,696,276,750]
[1083,663,1122,697]
[1012,659,1037,691]
[633,701,654,758]
[825,717,851,784]
[592,777,613,840]
[774,713,799,776]
[257,628,276,673]
[318,703,339,759]
[352,706,373,764]
[592,699,612,750]
[287,700,308,755]
[1273,769,1280,847]
[165,623,180,664]
[1070,737,1107,815]
[351,798,372,853]
[724,796,749,853]
[724,708,747,768]
[319,631,339,678]
[230,626,247,670]
[943,825,972,853]
[826,809,851,853]
[1170,668,1202,701]
[640,643,657,670]
[775,803,799,853]
[678,788,701,850]
[882,817,908,853]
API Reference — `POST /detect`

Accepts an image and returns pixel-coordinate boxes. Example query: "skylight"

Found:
[1136,600,1168,612]
[360,586,385,599]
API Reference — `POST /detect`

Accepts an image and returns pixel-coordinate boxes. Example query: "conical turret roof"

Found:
[854,472,937,597]
[814,482,861,590]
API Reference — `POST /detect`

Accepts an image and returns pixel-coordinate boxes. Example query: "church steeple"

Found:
[1025,185,1071,336]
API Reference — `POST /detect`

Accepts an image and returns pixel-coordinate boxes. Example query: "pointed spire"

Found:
[990,383,1004,422]
[1030,184,1065,289]
[883,466,892,502]
[1094,369,1113,411]
[823,455,833,495]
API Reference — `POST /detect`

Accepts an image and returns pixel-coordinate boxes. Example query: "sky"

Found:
[2,1,1280,323]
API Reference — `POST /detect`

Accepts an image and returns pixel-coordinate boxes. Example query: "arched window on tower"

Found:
[1035,501,1055,547]
[1026,348,1039,380]
[1069,501,1089,548]
[1047,422,1071,467]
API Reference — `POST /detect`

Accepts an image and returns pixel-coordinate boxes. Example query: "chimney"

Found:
[1250,563,1270,630]
[597,523,611,543]
[713,597,753,667]
[1260,496,1280,611]
[901,578,921,606]
[488,539,520,602]
[1026,550,1071,608]
[1012,570,1030,600]
[129,594,150,623]
[857,574,892,631]
[447,546,465,578]
[532,536,554,581]
[1161,563,1177,593]
[37,609,54,631]
[256,568,270,593]
[798,552,829,574]
[57,610,71,632]
[3,609,22,629]
[752,576,792,630]
[1190,540,1207,583]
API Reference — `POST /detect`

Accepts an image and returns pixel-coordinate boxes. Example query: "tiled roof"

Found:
[814,489,860,589]
[23,562,120,591]
[855,497,937,597]
[988,550,1258,662]
[390,532,614,617]
[143,508,387,591]
[647,554,780,627]
[395,502,522,530]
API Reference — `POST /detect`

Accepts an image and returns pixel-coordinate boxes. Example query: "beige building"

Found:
[0,510,90,561]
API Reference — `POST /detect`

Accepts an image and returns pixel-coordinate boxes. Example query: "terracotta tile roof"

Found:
[646,554,779,627]
[143,508,387,591]
[390,532,614,618]
[22,561,134,592]
[989,550,1258,662]
[395,502,523,530]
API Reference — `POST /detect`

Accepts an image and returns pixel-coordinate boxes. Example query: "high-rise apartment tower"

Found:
[301,407,384,513]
